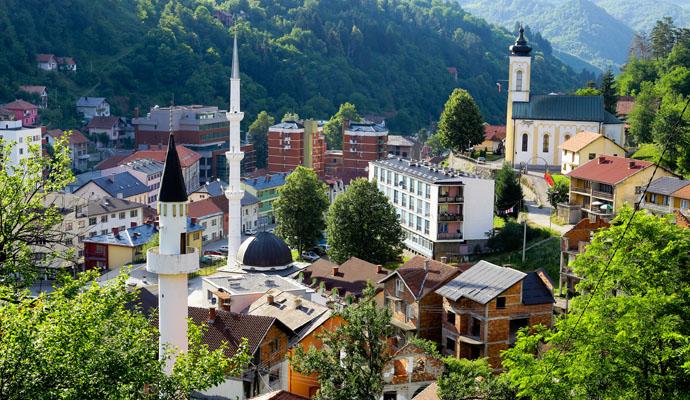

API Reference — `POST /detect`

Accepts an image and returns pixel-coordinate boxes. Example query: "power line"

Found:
[534,96,690,388]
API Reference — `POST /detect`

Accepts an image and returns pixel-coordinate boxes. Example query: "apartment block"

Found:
[343,121,388,181]
[268,120,326,176]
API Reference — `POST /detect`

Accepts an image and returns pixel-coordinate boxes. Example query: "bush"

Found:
[488,219,550,253]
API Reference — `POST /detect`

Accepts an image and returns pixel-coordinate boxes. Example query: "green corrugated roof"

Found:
[512,95,622,124]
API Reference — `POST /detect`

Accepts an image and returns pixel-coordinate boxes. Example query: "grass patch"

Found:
[632,143,661,162]
[291,249,299,261]
[383,255,411,271]
[550,213,566,226]
[480,236,560,284]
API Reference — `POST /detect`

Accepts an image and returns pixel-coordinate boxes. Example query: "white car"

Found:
[245,229,257,236]
[219,245,229,254]
[301,251,320,262]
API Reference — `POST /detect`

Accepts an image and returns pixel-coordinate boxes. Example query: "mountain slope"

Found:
[593,0,690,32]
[456,0,634,71]
[0,0,588,131]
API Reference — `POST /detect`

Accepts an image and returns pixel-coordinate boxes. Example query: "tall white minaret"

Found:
[146,131,199,373]
[225,29,244,266]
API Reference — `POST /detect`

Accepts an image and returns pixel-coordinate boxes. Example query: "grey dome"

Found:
[237,232,293,270]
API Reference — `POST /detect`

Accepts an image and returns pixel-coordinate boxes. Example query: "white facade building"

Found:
[76,97,110,121]
[0,118,42,172]
[369,158,494,261]
[225,32,244,265]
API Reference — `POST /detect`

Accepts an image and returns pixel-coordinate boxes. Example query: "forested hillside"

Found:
[0,0,588,132]
[455,0,634,72]
[594,0,690,32]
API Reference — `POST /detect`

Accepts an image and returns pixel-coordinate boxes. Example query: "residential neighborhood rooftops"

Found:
[249,390,309,400]
[124,159,164,175]
[80,196,144,217]
[45,129,90,145]
[558,131,605,152]
[616,95,635,118]
[372,157,483,184]
[85,116,123,130]
[242,173,289,191]
[84,223,158,247]
[512,95,622,124]
[241,191,259,206]
[196,180,226,197]
[484,125,506,141]
[94,153,133,170]
[19,85,47,95]
[126,145,201,168]
[346,120,388,133]
[435,260,526,304]
[672,182,690,200]
[2,99,38,111]
[80,171,149,198]
[302,257,389,298]
[566,155,654,185]
[248,289,329,332]
[387,135,415,147]
[188,195,225,218]
[77,96,107,107]
[204,273,305,296]
[646,176,690,196]
[379,255,459,299]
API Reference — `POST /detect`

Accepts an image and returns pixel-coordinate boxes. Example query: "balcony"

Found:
[641,202,672,214]
[569,184,591,196]
[438,196,463,203]
[591,189,613,200]
[438,213,463,222]
[437,232,463,240]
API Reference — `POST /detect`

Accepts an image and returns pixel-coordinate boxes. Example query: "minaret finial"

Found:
[231,28,240,80]
[169,96,174,137]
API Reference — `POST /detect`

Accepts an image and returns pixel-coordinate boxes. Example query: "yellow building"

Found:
[566,155,674,220]
[559,131,626,174]
[641,176,690,215]
[504,28,625,168]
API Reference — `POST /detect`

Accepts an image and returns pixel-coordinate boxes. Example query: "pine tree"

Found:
[600,68,617,115]
[494,163,523,218]
[651,17,677,60]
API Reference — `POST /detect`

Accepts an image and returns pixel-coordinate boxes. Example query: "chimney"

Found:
[208,307,216,323]
[112,227,119,236]
[332,266,339,276]
[376,264,383,273]
[598,156,606,164]
[628,161,636,169]
[294,297,302,309]
[134,106,140,118]
[267,294,275,304]
[424,258,430,273]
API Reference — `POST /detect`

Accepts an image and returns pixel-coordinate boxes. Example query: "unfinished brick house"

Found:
[559,216,610,296]
[435,261,554,368]
[378,256,460,347]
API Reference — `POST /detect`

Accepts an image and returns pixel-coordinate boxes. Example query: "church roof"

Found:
[512,95,622,124]
[158,134,188,202]
[509,26,532,56]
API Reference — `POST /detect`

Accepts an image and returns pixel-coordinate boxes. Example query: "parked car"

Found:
[477,156,486,163]
[204,250,223,256]
[245,228,257,236]
[310,247,326,256]
[219,245,229,254]
[301,251,320,262]
[206,254,226,262]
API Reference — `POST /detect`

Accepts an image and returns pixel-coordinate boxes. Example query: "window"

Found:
[395,279,404,297]
[65,222,73,231]
[662,195,670,206]
[88,217,97,226]
[119,212,126,219]
[111,214,116,218]
[395,300,402,313]
[515,70,523,91]
[101,215,108,223]
[496,297,506,309]
[269,338,280,354]
[445,336,456,353]
[393,190,399,204]
[521,133,528,152]
[682,199,689,209]
[542,134,549,153]
[405,304,414,322]
[424,220,430,235]
[447,310,456,325]
[401,193,407,207]
[101,229,108,235]
[211,219,217,226]
[416,216,422,231]
[589,153,596,160]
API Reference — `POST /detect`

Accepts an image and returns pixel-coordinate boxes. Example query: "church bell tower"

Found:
[505,26,532,165]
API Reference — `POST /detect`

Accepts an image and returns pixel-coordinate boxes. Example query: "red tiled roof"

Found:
[19,85,46,95]
[2,99,38,111]
[558,131,604,152]
[188,195,226,218]
[86,116,121,129]
[381,255,460,299]
[302,257,389,298]
[484,125,506,141]
[35,54,55,63]
[616,96,635,117]
[46,129,90,145]
[56,56,76,65]
[95,154,133,170]
[567,155,653,185]
[121,146,201,168]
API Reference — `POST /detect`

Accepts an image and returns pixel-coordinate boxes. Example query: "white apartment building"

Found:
[101,159,163,206]
[0,117,42,171]
[369,158,494,261]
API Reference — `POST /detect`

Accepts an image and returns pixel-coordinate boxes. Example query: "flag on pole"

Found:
[544,171,555,187]
[496,82,502,93]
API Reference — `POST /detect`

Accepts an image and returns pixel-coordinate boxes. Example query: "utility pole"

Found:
[522,216,527,262]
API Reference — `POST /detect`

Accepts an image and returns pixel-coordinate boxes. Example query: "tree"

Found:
[437,89,484,153]
[274,166,329,255]
[650,16,677,60]
[627,81,658,144]
[437,358,514,400]
[326,178,403,264]
[248,111,274,169]
[546,178,569,209]
[323,102,360,150]
[502,208,690,399]
[574,87,601,96]
[600,68,617,115]
[494,163,523,218]
[281,111,299,122]
[425,133,446,157]
[289,285,392,400]
[0,271,250,399]
[0,134,73,291]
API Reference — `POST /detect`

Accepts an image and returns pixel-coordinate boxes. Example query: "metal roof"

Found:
[646,176,690,196]
[372,157,485,184]
[87,171,149,198]
[512,95,622,124]
[76,96,107,108]
[242,173,289,191]
[435,260,526,304]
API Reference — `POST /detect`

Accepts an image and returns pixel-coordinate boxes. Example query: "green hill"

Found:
[593,0,690,32]
[0,0,588,133]
[456,0,634,71]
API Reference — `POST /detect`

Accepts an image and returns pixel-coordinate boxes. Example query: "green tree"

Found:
[0,134,73,290]
[494,163,524,218]
[274,166,329,255]
[326,178,403,264]
[546,178,569,209]
[627,81,659,144]
[600,68,617,114]
[574,87,601,96]
[650,16,677,60]
[437,89,484,153]
[281,112,299,122]
[425,133,446,157]
[0,271,250,399]
[437,358,514,400]
[248,111,275,169]
[289,285,392,400]
[503,207,690,399]
[323,102,360,150]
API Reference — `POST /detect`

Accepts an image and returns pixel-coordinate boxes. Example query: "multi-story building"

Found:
[382,343,444,400]
[0,111,42,171]
[387,135,417,159]
[559,131,626,174]
[2,99,39,127]
[188,196,226,243]
[343,121,388,181]
[641,176,690,215]
[559,216,610,296]
[101,159,163,206]
[76,97,110,121]
[85,116,132,146]
[44,129,91,172]
[324,149,343,178]
[132,105,256,182]
[241,191,259,233]
[19,85,48,109]
[378,256,460,346]
[267,120,326,176]
[241,173,288,226]
[370,158,495,261]
[74,171,150,205]
[436,261,554,368]
[565,155,674,221]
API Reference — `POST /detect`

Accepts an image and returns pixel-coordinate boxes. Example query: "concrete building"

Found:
[503,28,624,168]
[559,131,626,174]
[0,112,42,171]
[44,129,91,172]
[559,216,610,296]
[241,191,260,233]
[188,195,226,243]
[2,99,38,127]
[267,120,326,175]
[324,149,343,178]
[76,97,110,121]
[342,120,388,181]
[203,273,310,314]
[382,343,444,400]
[436,261,554,368]
[85,116,132,146]
[387,135,416,159]
[101,159,164,207]
[370,158,495,261]
[74,171,150,205]
[640,176,690,215]
[242,173,289,226]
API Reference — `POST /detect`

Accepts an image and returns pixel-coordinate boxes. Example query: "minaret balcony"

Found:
[225,189,244,201]
[227,112,244,122]
[146,246,199,275]
[225,151,244,162]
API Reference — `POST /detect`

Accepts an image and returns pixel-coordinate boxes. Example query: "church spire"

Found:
[509,24,532,56]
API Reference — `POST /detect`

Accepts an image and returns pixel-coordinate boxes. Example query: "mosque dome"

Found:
[237,231,293,271]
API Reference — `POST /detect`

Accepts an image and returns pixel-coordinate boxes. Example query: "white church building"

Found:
[504,27,625,168]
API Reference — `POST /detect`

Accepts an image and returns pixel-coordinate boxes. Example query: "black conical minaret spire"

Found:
[158,108,188,203]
